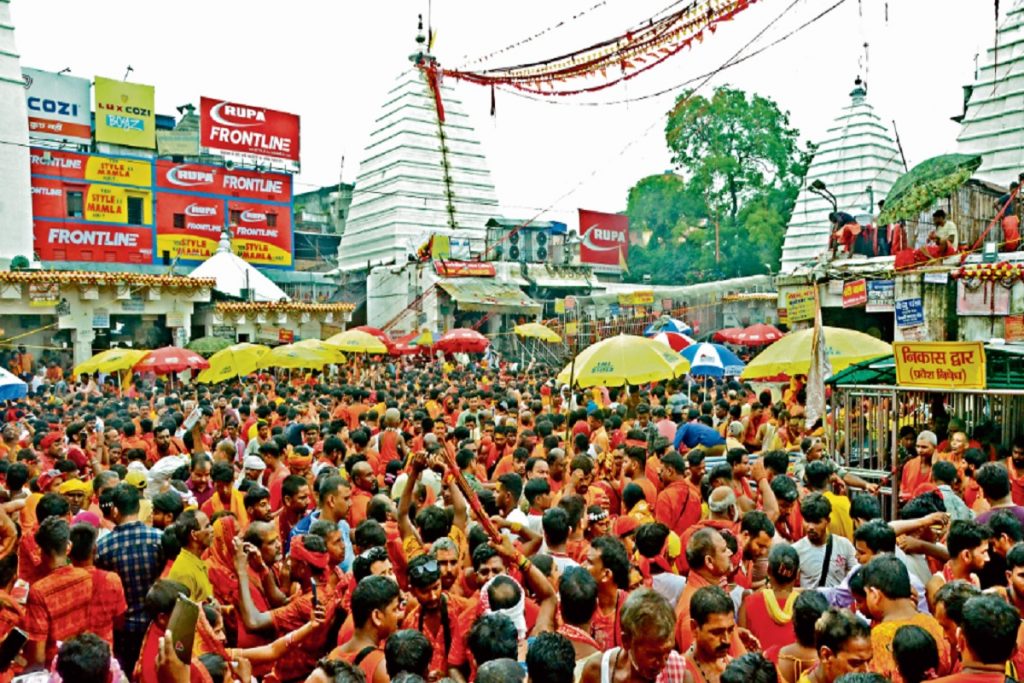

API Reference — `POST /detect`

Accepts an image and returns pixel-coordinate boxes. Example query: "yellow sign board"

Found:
[431,234,451,261]
[554,299,566,314]
[786,288,816,322]
[84,185,127,223]
[565,322,578,336]
[84,156,152,187]
[893,341,986,389]
[618,290,655,306]
[94,76,156,149]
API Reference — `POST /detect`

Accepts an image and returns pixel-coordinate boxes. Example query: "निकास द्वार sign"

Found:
[893,341,986,389]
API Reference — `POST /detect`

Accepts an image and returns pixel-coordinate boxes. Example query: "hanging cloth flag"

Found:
[804,289,831,431]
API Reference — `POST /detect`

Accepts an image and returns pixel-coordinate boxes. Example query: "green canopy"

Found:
[828,346,1024,390]
[185,336,234,357]
[878,154,982,225]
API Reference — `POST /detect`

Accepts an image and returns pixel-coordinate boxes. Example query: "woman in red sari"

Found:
[738,544,801,655]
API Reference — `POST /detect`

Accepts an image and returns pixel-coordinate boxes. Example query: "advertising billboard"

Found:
[33,222,153,264]
[578,209,629,271]
[227,200,293,267]
[94,76,156,149]
[156,160,290,202]
[155,192,226,261]
[155,160,292,267]
[22,67,92,144]
[30,148,155,265]
[200,97,300,171]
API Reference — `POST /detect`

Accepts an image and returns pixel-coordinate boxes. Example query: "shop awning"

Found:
[438,279,542,314]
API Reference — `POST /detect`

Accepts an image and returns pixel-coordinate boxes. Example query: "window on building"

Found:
[66,191,84,218]
[266,213,277,228]
[173,213,185,229]
[229,209,242,225]
[127,196,144,225]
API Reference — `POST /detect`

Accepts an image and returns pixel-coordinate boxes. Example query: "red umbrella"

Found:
[133,347,211,375]
[353,326,395,352]
[734,323,784,346]
[435,328,490,354]
[713,327,743,344]
[391,331,430,356]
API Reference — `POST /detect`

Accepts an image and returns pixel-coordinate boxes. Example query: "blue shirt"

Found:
[288,509,354,572]
[673,421,726,451]
[95,520,164,633]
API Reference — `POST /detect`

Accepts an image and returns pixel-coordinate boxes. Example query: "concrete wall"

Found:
[0,1,34,264]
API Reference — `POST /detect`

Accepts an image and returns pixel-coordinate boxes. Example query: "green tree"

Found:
[624,86,810,285]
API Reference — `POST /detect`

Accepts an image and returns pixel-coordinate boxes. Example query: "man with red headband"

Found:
[234,533,333,683]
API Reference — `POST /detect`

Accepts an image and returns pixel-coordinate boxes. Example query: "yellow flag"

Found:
[618,245,630,274]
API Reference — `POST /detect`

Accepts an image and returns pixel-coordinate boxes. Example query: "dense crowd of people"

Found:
[0,353,1021,683]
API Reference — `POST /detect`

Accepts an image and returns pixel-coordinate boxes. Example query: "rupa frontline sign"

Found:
[200,97,300,172]
[578,209,629,272]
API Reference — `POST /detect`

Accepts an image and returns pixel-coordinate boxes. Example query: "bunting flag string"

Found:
[438,0,759,97]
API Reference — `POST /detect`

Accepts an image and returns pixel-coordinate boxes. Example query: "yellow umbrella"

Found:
[514,322,562,343]
[258,340,347,369]
[556,334,688,387]
[324,329,388,354]
[73,348,149,377]
[740,326,892,379]
[196,343,271,384]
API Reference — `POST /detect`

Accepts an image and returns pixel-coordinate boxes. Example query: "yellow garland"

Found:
[762,588,800,624]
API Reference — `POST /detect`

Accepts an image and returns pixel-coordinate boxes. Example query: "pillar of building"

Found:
[0,0,35,265]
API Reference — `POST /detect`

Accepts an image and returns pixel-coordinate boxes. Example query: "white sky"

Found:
[11,0,1001,225]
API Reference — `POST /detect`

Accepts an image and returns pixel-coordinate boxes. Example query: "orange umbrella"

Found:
[435,328,489,354]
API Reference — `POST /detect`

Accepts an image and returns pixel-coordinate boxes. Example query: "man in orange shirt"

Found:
[675,527,735,653]
[201,461,249,528]
[901,431,938,502]
[347,459,375,528]
[655,452,701,540]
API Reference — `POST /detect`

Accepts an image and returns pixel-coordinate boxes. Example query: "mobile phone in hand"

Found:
[310,578,319,611]
[0,628,27,672]
[167,596,200,664]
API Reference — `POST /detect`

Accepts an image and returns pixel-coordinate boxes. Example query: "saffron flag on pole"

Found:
[804,289,831,430]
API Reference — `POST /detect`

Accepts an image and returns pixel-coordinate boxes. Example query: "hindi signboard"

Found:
[894,298,925,328]
[842,279,867,308]
[865,280,895,312]
[893,341,986,389]
[786,288,816,322]
[1005,314,1024,343]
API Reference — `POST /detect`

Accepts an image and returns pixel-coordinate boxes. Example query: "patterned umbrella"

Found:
[435,328,490,354]
[644,316,693,336]
[133,347,211,375]
[352,326,395,351]
[652,331,695,352]
[681,343,746,378]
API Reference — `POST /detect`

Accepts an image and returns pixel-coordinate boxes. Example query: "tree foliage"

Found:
[625,86,811,285]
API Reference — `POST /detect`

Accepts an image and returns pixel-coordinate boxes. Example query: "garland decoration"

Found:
[950,262,1024,290]
[440,0,760,96]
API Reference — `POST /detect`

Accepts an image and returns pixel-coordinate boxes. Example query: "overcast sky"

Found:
[11,0,1001,226]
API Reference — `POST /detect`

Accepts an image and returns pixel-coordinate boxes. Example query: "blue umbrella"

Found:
[681,342,746,378]
[644,317,693,336]
[0,368,27,401]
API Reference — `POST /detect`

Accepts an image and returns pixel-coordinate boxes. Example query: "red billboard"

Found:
[227,200,293,267]
[34,221,153,264]
[578,209,629,270]
[155,193,226,261]
[156,160,290,203]
[200,97,300,171]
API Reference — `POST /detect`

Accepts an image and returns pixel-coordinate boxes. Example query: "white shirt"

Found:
[793,533,858,588]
